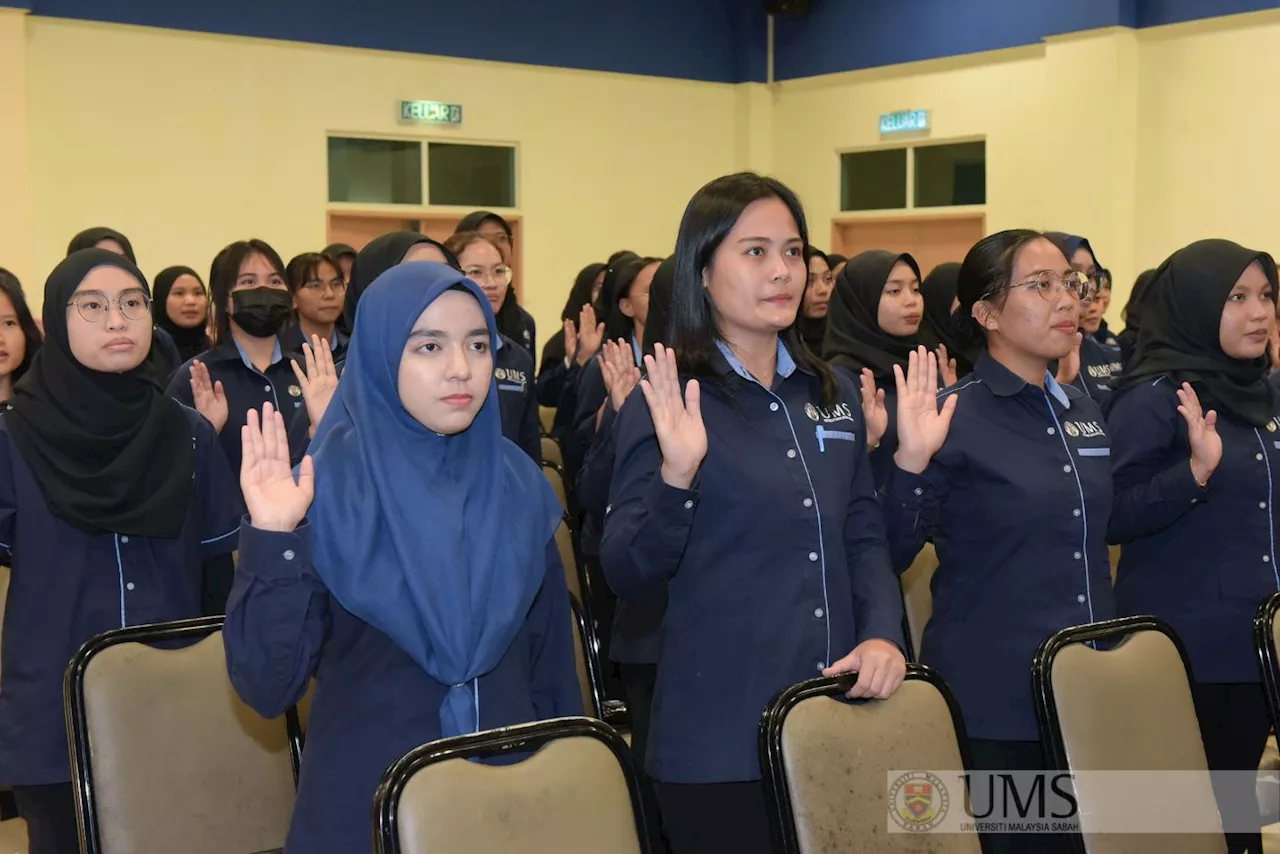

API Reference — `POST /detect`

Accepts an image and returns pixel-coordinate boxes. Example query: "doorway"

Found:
[326,211,525,299]
[830,213,984,277]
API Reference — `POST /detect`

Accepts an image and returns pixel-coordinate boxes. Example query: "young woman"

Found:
[536,262,607,408]
[455,211,537,358]
[883,230,1112,854]
[601,173,906,854]
[1117,268,1156,366]
[0,269,43,401]
[1048,233,1123,404]
[821,249,927,488]
[0,249,240,854]
[444,231,541,463]
[826,252,848,279]
[342,231,455,333]
[322,242,356,284]
[225,262,580,854]
[151,266,210,368]
[1107,239,1279,854]
[920,262,976,378]
[284,252,348,363]
[164,239,309,476]
[797,246,833,353]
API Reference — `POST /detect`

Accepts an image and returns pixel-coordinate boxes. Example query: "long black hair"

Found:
[671,172,837,404]
[953,229,1048,353]
[601,256,662,345]
[644,256,676,358]
[208,239,287,344]
[0,268,43,384]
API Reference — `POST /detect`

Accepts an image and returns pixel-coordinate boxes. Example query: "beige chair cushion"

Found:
[780,680,981,853]
[555,522,581,603]
[539,406,555,436]
[900,545,937,659]
[543,465,568,511]
[0,817,26,854]
[81,632,295,854]
[396,734,641,854]
[541,437,564,467]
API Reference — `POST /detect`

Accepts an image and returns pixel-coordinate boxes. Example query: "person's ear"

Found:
[973,300,999,332]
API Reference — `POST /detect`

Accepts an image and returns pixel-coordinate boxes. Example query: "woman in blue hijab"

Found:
[224,261,581,853]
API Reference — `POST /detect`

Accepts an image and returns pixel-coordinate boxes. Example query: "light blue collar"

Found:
[631,335,642,366]
[715,337,796,384]
[1045,372,1071,409]
[234,337,282,370]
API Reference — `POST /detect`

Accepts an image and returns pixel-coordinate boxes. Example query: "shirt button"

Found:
[1191,499,1199,505]
[263,385,272,393]
[1077,594,1086,604]
[808,552,818,562]
[1262,502,1269,510]
[1073,509,1081,518]
[787,449,797,459]
[913,487,923,497]
[814,608,824,618]
[1063,465,1072,473]
[1047,428,1056,436]
[683,500,694,510]
[283,550,296,561]
[120,536,129,544]
[1074,552,1082,560]
[769,402,779,412]
[1265,556,1272,564]
[1259,454,1266,462]
[803,498,813,508]
[126,582,135,592]
[815,661,826,672]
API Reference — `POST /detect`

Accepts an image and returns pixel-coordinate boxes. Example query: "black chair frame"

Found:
[570,594,606,719]
[1254,592,1280,735]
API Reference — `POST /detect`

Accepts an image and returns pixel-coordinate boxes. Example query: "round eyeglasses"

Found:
[67,290,152,323]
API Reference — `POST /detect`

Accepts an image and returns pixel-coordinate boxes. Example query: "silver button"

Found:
[787,449,797,459]
[1265,556,1272,564]
[1262,502,1269,510]
[769,402,779,412]
[1063,465,1072,473]
[816,661,826,672]
[814,608,824,618]
[913,487,923,497]
[263,385,271,393]
[1073,509,1081,518]
[1259,454,1266,461]
[683,500,694,510]
[803,498,813,508]
[1074,552,1082,560]
[120,536,129,544]
[605,504,612,514]
[808,552,818,562]
[1047,428,1056,436]
[283,549,296,561]
[126,582,135,592]
[1077,594,1086,603]
[1191,499,1199,505]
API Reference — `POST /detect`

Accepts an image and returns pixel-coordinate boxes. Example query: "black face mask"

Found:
[231,287,292,338]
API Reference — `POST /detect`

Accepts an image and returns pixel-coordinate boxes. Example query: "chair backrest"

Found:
[374,717,651,854]
[570,595,604,719]
[65,618,300,854]
[554,518,582,603]
[760,666,981,854]
[1034,617,1226,854]
[541,436,564,467]
[539,405,555,436]
[542,462,568,511]
[1108,545,1121,583]
[1255,593,1280,735]
[900,544,937,661]
[0,566,9,685]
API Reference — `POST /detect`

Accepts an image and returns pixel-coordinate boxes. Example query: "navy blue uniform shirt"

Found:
[601,338,904,783]
[1073,333,1125,406]
[165,335,311,475]
[883,353,1115,741]
[281,322,348,367]
[1109,375,1280,683]
[0,407,241,785]
[494,336,542,464]
[225,522,581,854]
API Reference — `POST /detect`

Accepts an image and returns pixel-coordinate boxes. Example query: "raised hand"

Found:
[575,304,606,367]
[190,359,229,433]
[937,343,959,388]
[1055,332,1083,385]
[1177,382,1222,486]
[241,403,314,533]
[602,339,642,413]
[824,638,907,700]
[639,343,707,490]
[562,318,578,369]
[859,369,888,449]
[893,346,957,474]
[291,335,339,436]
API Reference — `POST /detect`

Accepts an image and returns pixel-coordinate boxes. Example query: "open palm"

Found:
[1177,382,1222,485]
[241,403,314,533]
[893,346,957,474]
[292,335,339,435]
[640,343,706,489]
[190,360,229,433]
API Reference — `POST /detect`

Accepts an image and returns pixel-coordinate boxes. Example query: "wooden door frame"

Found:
[830,209,985,255]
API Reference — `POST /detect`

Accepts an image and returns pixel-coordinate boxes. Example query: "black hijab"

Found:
[67,227,137,266]
[151,265,209,364]
[541,262,607,368]
[919,262,975,371]
[323,242,356,262]
[8,249,194,537]
[343,232,458,328]
[822,250,923,380]
[1115,239,1278,426]
[456,211,512,238]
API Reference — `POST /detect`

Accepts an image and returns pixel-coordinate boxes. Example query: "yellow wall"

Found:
[0,9,34,288]
[22,17,743,334]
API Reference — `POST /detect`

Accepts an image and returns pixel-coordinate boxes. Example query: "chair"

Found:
[64,617,302,854]
[542,461,569,512]
[1256,593,1280,737]
[541,436,564,467]
[373,717,653,854]
[1034,616,1226,854]
[900,543,938,661]
[759,665,981,854]
[570,595,605,719]
[1108,545,1121,583]
[539,405,556,437]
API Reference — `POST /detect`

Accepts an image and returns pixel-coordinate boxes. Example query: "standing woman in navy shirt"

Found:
[1107,240,1279,854]
[1047,233,1123,403]
[0,250,240,854]
[224,262,580,853]
[602,172,906,854]
[884,230,1114,854]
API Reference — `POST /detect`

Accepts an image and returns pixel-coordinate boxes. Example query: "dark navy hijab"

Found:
[307,261,561,737]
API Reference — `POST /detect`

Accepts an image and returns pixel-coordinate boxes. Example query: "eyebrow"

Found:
[72,287,147,298]
[407,328,490,339]
[737,236,804,244]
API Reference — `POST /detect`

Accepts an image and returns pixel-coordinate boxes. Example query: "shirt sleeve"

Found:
[599,392,698,601]
[165,359,196,409]
[537,356,569,409]
[576,405,618,522]
[882,459,951,574]
[842,417,906,651]
[519,380,543,465]
[287,404,312,468]
[223,520,330,719]
[0,426,17,553]
[526,540,585,719]
[565,359,608,476]
[194,414,243,559]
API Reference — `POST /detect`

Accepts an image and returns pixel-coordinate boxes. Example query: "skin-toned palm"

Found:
[823,638,908,699]
[937,343,959,388]
[575,304,605,366]
[292,335,339,435]
[640,343,707,490]
[190,359,228,433]
[858,369,888,448]
[1177,382,1222,485]
[893,346,958,474]
[602,338,641,412]
[241,403,314,533]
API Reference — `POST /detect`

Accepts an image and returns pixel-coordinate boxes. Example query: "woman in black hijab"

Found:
[342,231,458,331]
[918,262,976,378]
[1108,239,1279,854]
[66,226,136,265]
[1117,268,1156,366]
[0,249,240,854]
[536,261,606,407]
[455,211,536,357]
[822,250,925,487]
[151,266,211,366]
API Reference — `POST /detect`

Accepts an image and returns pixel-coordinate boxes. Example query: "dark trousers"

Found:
[620,663,667,852]
[966,739,1071,854]
[655,780,774,854]
[13,783,79,854]
[1191,682,1271,854]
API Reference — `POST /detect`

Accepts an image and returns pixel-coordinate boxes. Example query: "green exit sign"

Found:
[400,100,463,125]
[879,109,929,135]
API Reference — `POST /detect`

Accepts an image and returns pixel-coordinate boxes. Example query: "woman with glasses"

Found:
[0,250,240,854]
[884,230,1113,854]
[455,211,537,359]
[798,247,833,353]
[444,231,541,463]
[284,252,348,364]
[1048,233,1125,402]
[1108,240,1280,854]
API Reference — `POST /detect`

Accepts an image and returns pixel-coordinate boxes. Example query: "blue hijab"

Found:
[306,261,562,737]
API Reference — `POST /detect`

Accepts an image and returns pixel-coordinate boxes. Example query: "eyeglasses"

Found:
[985,271,1096,303]
[67,290,151,323]
[463,266,514,287]
[301,279,347,294]
[807,272,835,288]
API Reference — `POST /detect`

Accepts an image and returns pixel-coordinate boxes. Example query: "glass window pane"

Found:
[840,149,908,212]
[914,141,986,207]
[428,143,516,208]
[327,138,422,205]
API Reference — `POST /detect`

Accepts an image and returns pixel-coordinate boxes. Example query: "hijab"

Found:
[1114,239,1279,426]
[8,249,194,537]
[1046,232,1101,273]
[323,242,356,262]
[918,262,976,375]
[67,227,137,266]
[541,262,606,368]
[151,265,210,363]
[1118,269,1157,351]
[308,261,561,738]
[342,232,457,329]
[821,250,924,380]
[456,211,512,239]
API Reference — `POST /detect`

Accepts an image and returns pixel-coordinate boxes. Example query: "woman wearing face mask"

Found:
[884,230,1111,854]
[536,262,607,409]
[284,252,348,364]
[224,262,580,854]
[1107,240,1280,854]
[0,269,43,402]
[822,250,927,488]
[0,250,240,854]
[797,247,833,353]
[1047,233,1123,404]
[151,266,210,369]
[602,173,906,854]
[164,239,309,476]
[455,211,537,358]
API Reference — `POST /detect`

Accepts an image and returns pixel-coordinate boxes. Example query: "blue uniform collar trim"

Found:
[715,337,796,384]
